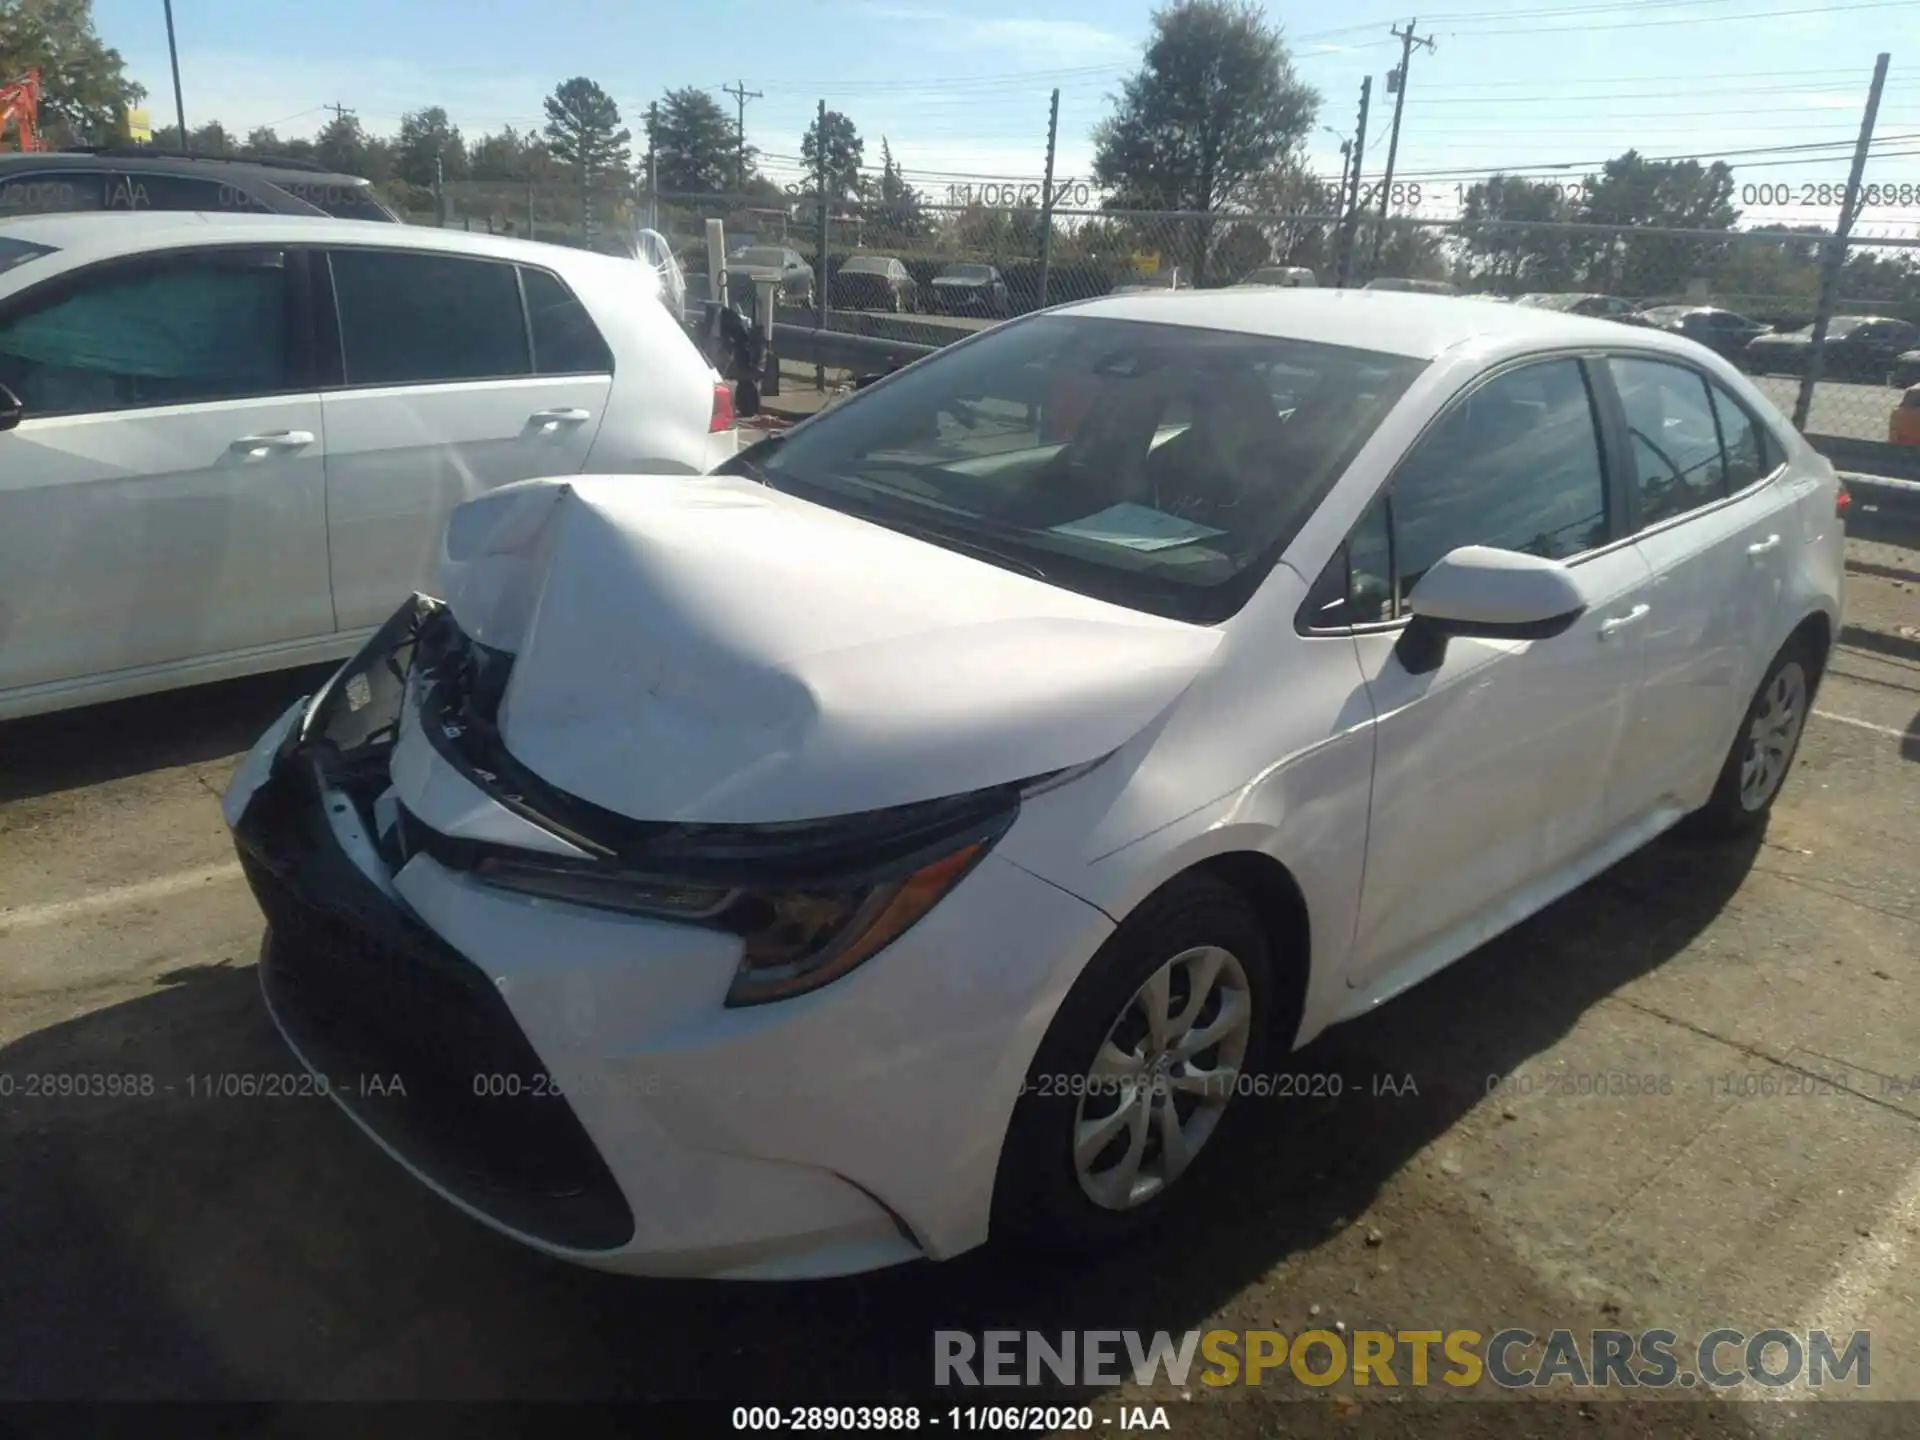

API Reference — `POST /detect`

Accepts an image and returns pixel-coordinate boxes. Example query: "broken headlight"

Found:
[469,801,1017,1007]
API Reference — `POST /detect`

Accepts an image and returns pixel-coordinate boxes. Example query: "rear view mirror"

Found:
[0,382,21,433]
[1398,545,1588,674]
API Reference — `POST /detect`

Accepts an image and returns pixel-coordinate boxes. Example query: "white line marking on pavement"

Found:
[0,861,245,933]
[1813,710,1919,742]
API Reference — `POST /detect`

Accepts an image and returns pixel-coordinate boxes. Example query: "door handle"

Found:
[1598,603,1651,640]
[529,408,591,430]
[230,430,314,453]
[1746,533,1782,556]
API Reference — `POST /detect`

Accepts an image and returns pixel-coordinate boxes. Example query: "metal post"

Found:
[646,101,659,232]
[1336,77,1372,289]
[815,98,829,392]
[1794,51,1888,433]
[434,153,445,227]
[757,276,779,397]
[1037,88,1060,311]
[527,181,536,242]
[162,0,188,146]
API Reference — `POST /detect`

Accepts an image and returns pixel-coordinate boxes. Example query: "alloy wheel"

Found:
[1739,660,1808,811]
[1073,945,1253,1211]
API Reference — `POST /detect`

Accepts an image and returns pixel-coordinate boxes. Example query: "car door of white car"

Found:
[1325,356,1658,995]
[318,247,612,631]
[1599,354,1798,825]
[0,244,331,702]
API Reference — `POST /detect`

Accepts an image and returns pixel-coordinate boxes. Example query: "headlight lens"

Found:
[469,817,1007,1006]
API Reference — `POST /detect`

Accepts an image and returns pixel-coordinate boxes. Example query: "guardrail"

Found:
[770,323,938,374]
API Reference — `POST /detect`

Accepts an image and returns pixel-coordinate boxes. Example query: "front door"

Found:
[1342,356,1656,992]
[0,245,330,699]
[318,248,611,630]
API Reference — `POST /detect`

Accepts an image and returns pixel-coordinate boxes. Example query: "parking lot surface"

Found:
[1,533,1916,1431]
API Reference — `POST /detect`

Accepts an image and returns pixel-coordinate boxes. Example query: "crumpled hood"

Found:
[436,475,1221,825]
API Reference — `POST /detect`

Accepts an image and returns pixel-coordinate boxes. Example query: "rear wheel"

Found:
[992,875,1274,1253]
[1681,637,1815,840]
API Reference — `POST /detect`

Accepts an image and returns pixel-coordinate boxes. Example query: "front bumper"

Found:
[224,598,1114,1278]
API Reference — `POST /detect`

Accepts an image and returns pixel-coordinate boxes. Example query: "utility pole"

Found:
[722,81,762,194]
[1368,18,1436,274]
[1037,88,1060,310]
[162,0,188,147]
[1795,51,1889,430]
[815,98,829,391]
[1336,76,1371,289]
[323,102,351,127]
[646,100,659,229]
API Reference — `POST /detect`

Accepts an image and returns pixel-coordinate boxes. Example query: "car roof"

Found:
[0,149,370,187]
[1050,287,1688,360]
[0,209,640,273]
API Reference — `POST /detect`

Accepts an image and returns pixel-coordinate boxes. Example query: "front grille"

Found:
[237,779,635,1252]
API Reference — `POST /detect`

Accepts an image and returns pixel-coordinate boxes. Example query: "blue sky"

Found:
[96,0,1918,229]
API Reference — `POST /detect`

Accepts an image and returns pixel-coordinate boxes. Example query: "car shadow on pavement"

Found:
[0,665,333,805]
[0,827,1768,1408]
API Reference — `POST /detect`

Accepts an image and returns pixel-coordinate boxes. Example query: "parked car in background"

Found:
[223,286,1839,1279]
[1235,265,1317,287]
[0,147,399,221]
[1514,292,1651,325]
[1638,305,1771,361]
[1364,276,1459,295]
[833,253,917,312]
[1744,315,1920,380]
[726,245,815,309]
[0,211,737,721]
[1892,385,1920,446]
[931,261,1010,317]
[1111,271,1188,295]
[1885,347,1920,390]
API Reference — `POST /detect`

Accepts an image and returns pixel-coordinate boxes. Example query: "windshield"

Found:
[842,257,890,274]
[0,236,56,276]
[733,314,1425,623]
[942,264,991,280]
[738,247,787,267]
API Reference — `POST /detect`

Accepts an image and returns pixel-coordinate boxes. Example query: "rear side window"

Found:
[521,266,613,375]
[330,249,530,386]
[284,182,397,222]
[1609,356,1727,527]
[0,171,108,216]
[0,249,289,416]
[105,173,273,213]
[1708,382,1777,490]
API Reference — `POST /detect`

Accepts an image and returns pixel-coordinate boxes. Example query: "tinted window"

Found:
[330,249,529,385]
[1391,358,1610,601]
[278,180,396,221]
[0,171,107,216]
[1609,357,1726,526]
[1709,382,1776,490]
[0,250,288,416]
[736,313,1425,623]
[104,172,272,213]
[522,266,612,375]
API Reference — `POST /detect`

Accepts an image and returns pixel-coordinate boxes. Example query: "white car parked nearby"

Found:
[0,211,737,721]
[224,288,1844,1281]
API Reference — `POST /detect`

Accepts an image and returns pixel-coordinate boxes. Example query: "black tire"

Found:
[1679,635,1817,841]
[991,873,1275,1254]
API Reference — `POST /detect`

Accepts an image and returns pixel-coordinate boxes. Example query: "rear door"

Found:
[318,247,613,630]
[1598,353,1796,825]
[0,245,330,697]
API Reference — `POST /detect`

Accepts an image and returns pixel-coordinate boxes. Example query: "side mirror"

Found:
[0,382,21,434]
[1397,545,1588,675]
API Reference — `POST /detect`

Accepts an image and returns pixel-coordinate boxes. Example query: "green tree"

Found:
[0,0,142,144]
[875,136,929,240]
[802,107,864,204]
[652,86,740,195]
[1091,0,1318,283]
[543,76,630,182]
[394,105,467,189]
[1576,150,1738,299]
[147,119,236,154]
[1456,174,1580,293]
[313,110,371,176]
[468,125,547,181]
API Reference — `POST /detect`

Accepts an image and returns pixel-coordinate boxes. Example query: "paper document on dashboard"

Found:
[1050,503,1228,552]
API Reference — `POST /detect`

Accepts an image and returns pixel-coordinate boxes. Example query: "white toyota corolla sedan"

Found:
[223,288,1845,1280]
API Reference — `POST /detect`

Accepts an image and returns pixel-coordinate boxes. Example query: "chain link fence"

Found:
[410,182,1920,453]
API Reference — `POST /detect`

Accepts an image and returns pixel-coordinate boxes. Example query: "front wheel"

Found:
[992,874,1274,1253]
[1680,637,1816,840]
